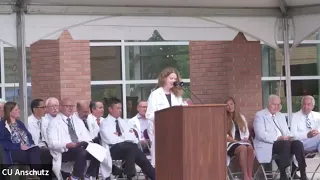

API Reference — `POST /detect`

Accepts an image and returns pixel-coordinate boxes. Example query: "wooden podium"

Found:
[155,104,227,180]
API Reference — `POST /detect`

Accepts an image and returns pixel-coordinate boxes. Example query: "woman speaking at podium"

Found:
[146,67,186,166]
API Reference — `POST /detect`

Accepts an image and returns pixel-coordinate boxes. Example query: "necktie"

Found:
[96,118,101,126]
[115,119,122,136]
[83,119,89,130]
[37,121,42,140]
[67,118,78,142]
[306,114,312,129]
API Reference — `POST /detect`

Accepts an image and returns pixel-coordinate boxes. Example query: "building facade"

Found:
[0,30,320,125]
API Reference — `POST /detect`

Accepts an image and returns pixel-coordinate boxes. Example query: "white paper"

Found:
[86,142,108,162]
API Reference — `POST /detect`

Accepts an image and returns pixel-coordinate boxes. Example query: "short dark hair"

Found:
[89,100,98,113]
[106,97,121,108]
[30,99,44,113]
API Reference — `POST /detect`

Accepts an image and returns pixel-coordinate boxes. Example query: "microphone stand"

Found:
[176,82,203,104]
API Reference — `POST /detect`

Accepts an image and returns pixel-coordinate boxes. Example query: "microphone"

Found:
[174,81,203,104]
[173,81,184,87]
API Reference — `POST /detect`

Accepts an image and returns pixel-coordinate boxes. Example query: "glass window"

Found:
[90,40,121,42]
[90,46,122,81]
[262,43,320,77]
[126,83,191,102]
[125,45,189,80]
[4,47,31,83]
[262,81,287,113]
[126,83,190,118]
[5,87,32,115]
[91,84,122,117]
[262,80,320,113]
[125,30,179,42]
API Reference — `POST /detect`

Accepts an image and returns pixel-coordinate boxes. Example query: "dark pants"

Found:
[272,140,306,176]
[10,146,41,170]
[110,142,155,180]
[39,147,52,165]
[62,147,100,178]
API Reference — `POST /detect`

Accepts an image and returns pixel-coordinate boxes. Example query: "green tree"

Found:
[129,30,190,80]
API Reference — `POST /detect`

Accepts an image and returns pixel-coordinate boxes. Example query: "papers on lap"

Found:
[85,142,108,162]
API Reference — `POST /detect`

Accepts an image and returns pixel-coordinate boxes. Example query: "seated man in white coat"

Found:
[47,98,100,180]
[253,94,307,180]
[100,97,155,180]
[291,96,320,176]
[128,100,150,152]
[42,97,61,144]
[89,100,105,127]
[27,99,52,166]
[75,100,112,180]
[291,95,320,150]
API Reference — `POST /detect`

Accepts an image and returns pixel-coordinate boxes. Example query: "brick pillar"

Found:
[189,32,262,124]
[30,31,91,102]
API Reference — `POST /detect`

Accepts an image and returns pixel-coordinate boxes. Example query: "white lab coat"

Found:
[47,113,92,179]
[73,113,112,179]
[145,87,185,166]
[291,110,320,140]
[226,115,250,166]
[41,113,55,144]
[27,114,46,147]
[100,115,138,145]
[86,114,102,139]
[129,114,149,140]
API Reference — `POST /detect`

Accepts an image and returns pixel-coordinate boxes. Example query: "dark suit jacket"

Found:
[0,120,35,164]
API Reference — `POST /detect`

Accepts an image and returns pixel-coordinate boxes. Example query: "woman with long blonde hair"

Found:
[146,67,185,166]
[225,97,255,180]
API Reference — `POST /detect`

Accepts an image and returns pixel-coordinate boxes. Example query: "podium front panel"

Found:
[155,105,227,180]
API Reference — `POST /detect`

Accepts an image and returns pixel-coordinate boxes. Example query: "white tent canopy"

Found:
[1,0,320,122]
[0,0,320,48]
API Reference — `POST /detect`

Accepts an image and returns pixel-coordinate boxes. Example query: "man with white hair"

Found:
[0,99,6,120]
[43,97,71,179]
[291,95,320,176]
[291,95,320,147]
[42,97,60,143]
[254,94,307,180]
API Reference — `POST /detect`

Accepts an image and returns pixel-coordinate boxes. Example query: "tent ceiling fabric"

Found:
[0,0,320,48]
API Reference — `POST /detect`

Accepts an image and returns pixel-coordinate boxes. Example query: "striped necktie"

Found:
[306,114,312,129]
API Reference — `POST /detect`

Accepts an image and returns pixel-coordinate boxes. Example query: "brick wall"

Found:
[189,32,262,125]
[30,30,91,102]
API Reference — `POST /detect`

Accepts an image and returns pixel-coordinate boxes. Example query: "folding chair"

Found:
[250,131,292,180]
[227,156,242,180]
[291,150,320,180]
[112,160,127,180]
[135,141,152,180]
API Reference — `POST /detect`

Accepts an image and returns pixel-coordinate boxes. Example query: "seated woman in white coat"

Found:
[146,67,186,167]
[224,97,254,180]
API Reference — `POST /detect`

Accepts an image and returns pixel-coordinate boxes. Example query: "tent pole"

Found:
[16,1,28,123]
[283,17,292,125]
